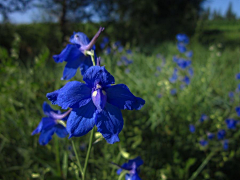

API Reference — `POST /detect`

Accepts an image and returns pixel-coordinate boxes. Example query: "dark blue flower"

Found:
[169,68,178,83]
[189,124,195,133]
[228,92,234,98]
[47,66,145,144]
[100,36,109,49]
[126,49,132,54]
[177,58,191,69]
[186,51,193,58]
[207,132,215,140]
[223,139,229,150]
[236,106,240,116]
[53,27,104,80]
[199,114,208,123]
[182,76,190,85]
[176,34,189,44]
[199,139,208,147]
[217,129,226,140]
[225,119,238,129]
[236,73,240,80]
[31,102,69,145]
[117,156,143,180]
[188,67,194,77]
[177,42,187,53]
[170,89,177,95]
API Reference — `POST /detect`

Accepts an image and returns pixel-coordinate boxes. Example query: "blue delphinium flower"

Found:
[177,43,187,53]
[177,59,191,69]
[173,56,179,63]
[223,139,229,150]
[117,157,143,180]
[169,68,178,83]
[225,119,238,129]
[199,114,208,123]
[53,27,104,80]
[100,36,109,49]
[186,51,193,58]
[176,34,189,44]
[170,89,177,95]
[236,73,240,80]
[47,66,145,144]
[235,106,240,116]
[199,139,208,147]
[217,129,226,140]
[228,92,234,98]
[31,102,69,145]
[189,124,195,133]
[126,49,132,54]
[207,132,215,140]
[188,67,194,77]
[105,47,111,55]
[182,76,190,85]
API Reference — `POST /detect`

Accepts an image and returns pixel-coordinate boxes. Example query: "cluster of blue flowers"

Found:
[31,27,145,179]
[169,34,194,94]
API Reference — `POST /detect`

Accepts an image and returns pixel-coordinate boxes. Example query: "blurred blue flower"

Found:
[156,66,161,72]
[182,76,190,85]
[217,129,226,140]
[170,89,177,95]
[117,156,143,180]
[47,66,145,144]
[235,106,240,116]
[100,36,109,49]
[53,28,104,80]
[31,102,69,145]
[177,59,191,69]
[223,140,229,150]
[188,67,194,77]
[173,56,179,63]
[105,47,111,55]
[228,92,234,98]
[126,49,132,54]
[169,68,178,83]
[199,114,208,123]
[177,43,187,53]
[207,132,215,140]
[118,46,124,52]
[186,51,193,58]
[176,34,189,44]
[189,124,195,133]
[225,119,238,129]
[199,139,208,147]
[236,73,240,80]
[157,94,162,98]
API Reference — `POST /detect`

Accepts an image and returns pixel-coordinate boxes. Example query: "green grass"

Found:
[1,35,240,180]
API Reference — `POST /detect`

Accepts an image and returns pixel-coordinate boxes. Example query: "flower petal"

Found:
[61,57,81,80]
[106,84,145,110]
[128,157,143,168]
[39,128,56,145]
[95,103,123,144]
[32,117,56,135]
[55,124,68,138]
[42,102,59,116]
[67,101,96,138]
[47,81,91,110]
[83,66,115,88]
[130,174,141,180]
[70,32,90,46]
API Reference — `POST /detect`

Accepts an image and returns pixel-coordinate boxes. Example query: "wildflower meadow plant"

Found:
[31,27,145,180]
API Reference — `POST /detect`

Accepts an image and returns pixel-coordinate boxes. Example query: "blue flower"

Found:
[169,68,178,83]
[170,89,177,95]
[207,132,215,140]
[117,157,143,180]
[177,42,187,53]
[188,67,194,77]
[173,56,179,63]
[235,106,240,116]
[177,58,191,69]
[53,27,104,80]
[189,124,195,133]
[199,139,208,147]
[225,119,238,129]
[186,51,193,58]
[105,47,111,55]
[236,73,240,80]
[31,102,69,145]
[47,66,145,144]
[126,49,132,54]
[228,92,234,98]
[199,114,208,123]
[223,140,229,150]
[176,34,189,44]
[182,76,190,85]
[217,129,226,140]
[100,36,109,49]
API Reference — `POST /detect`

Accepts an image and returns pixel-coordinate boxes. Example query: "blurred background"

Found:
[0,0,240,179]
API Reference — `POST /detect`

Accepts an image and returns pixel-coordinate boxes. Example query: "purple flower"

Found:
[207,132,215,140]
[31,102,69,145]
[189,124,195,133]
[217,130,226,140]
[52,27,104,80]
[117,157,143,180]
[47,66,145,144]
[199,139,208,147]
[225,119,238,129]
[199,114,208,123]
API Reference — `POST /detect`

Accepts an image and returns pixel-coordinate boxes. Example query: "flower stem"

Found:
[82,128,95,180]
[54,136,61,177]
[71,140,83,177]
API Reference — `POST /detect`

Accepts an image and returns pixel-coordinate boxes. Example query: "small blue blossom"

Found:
[126,49,132,54]
[47,66,145,144]
[189,124,195,133]
[52,28,104,80]
[169,68,178,83]
[182,76,190,85]
[173,56,179,63]
[207,132,215,140]
[236,73,240,80]
[199,139,208,147]
[100,36,109,49]
[118,46,124,52]
[176,34,189,44]
[157,94,162,98]
[225,119,238,129]
[117,157,143,180]
[177,42,187,53]
[223,140,229,150]
[186,51,193,58]
[105,47,111,55]
[170,89,177,95]
[176,58,191,69]
[228,92,234,98]
[31,102,69,145]
[199,114,208,123]
[188,67,194,77]
[235,106,240,116]
[217,129,226,140]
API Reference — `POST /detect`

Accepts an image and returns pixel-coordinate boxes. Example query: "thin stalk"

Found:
[71,140,83,177]
[82,128,95,180]
[54,136,61,177]
[188,150,216,180]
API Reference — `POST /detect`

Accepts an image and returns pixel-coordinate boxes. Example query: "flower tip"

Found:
[106,134,120,144]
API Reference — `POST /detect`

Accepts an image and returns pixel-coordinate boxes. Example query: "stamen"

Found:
[50,108,72,120]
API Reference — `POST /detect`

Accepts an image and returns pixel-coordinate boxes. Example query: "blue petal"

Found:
[55,124,68,138]
[130,174,141,180]
[32,117,56,135]
[95,103,124,144]
[39,128,56,145]
[117,169,122,175]
[47,81,92,110]
[70,32,90,46]
[62,57,82,80]
[42,102,59,117]
[105,84,145,110]
[128,157,143,168]
[31,120,43,135]
[83,66,115,88]
[53,44,81,63]
[79,55,94,76]
[67,101,96,138]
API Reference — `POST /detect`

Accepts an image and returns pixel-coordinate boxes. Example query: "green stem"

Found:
[71,140,83,177]
[82,128,95,180]
[54,136,61,177]
[188,150,216,180]
[90,51,96,66]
